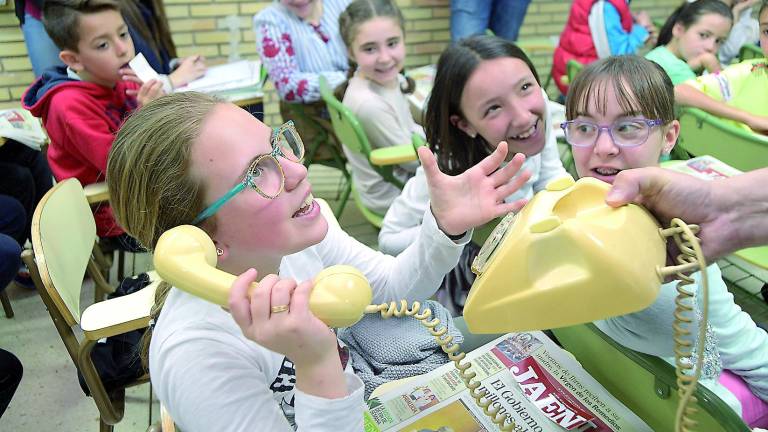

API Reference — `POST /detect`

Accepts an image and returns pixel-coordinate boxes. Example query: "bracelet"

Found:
[446,231,467,240]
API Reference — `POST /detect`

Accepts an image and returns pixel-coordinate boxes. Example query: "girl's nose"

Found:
[281,158,308,191]
[593,128,620,157]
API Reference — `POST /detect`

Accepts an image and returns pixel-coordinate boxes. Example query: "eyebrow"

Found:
[88,24,128,44]
[573,110,643,119]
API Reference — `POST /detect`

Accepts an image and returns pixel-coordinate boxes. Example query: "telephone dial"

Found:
[153,176,709,432]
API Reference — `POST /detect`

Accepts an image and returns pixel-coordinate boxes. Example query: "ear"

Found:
[450,114,478,138]
[59,49,83,72]
[661,120,680,155]
[671,22,685,39]
[212,239,228,260]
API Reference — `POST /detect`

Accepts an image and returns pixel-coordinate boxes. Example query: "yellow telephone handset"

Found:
[152,225,373,328]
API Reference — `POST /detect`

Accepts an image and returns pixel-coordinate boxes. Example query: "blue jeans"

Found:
[0,196,24,289]
[450,0,533,42]
[21,14,63,77]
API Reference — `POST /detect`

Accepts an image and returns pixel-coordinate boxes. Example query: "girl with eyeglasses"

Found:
[105,92,530,431]
[563,55,768,428]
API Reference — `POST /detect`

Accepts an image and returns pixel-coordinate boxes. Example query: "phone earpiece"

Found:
[154,225,373,327]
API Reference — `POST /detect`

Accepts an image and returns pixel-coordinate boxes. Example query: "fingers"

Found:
[495,168,532,199]
[493,198,528,218]
[490,152,526,186]
[267,278,297,319]
[476,141,509,175]
[417,146,442,182]
[289,280,315,321]
[229,268,260,329]
[605,169,647,207]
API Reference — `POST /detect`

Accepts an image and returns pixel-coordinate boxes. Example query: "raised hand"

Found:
[419,141,531,237]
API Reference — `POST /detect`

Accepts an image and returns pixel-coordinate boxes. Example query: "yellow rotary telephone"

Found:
[153,176,709,432]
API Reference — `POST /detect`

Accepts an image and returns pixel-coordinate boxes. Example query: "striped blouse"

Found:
[253,0,352,103]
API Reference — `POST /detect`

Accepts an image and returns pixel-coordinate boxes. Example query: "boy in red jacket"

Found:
[22,0,163,244]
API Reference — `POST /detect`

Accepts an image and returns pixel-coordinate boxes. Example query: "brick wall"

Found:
[0,0,681,125]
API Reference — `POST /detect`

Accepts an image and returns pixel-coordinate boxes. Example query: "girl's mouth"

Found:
[292,193,315,218]
[508,119,540,141]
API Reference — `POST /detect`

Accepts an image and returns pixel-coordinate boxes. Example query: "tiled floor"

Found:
[1,164,766,431]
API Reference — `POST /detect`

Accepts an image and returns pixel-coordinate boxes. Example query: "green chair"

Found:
[319,75,418,228]
[552,323,750,432]
[677,107,768,171]
[738,44,764,63]
[560,59,584,88]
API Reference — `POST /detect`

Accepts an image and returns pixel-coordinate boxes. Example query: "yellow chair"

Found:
[552,324,750,432]
[677,107,768,171]
[319,75,418,228]
[22,178,161,432]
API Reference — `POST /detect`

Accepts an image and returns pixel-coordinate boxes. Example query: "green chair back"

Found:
[552,324,750,432]
[319,75,411,226]
[677,107,768,171]
[738,44,764,63]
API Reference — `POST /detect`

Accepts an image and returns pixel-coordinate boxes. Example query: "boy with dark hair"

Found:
[22,0,163,241]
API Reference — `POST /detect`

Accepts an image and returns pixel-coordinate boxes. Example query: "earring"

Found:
[469,131,477,138]
[216,247,223,257]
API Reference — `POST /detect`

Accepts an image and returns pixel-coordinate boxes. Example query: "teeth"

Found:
[595,167,620,175]
[510,123,537,140]
[303,193,314,208]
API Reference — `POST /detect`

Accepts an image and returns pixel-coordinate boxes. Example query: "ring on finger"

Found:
[271,304,290,314]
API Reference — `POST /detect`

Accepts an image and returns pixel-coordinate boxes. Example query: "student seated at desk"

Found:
[336,0,420,214]
[22,0,164,249]
[105,91,531,432]
[120,0,207,91]
[675,0,768,135]
[379,36,565,315]
[562,55,768,428]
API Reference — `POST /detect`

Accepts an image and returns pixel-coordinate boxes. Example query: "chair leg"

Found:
[0,289,13,318]
[99,418,114,432]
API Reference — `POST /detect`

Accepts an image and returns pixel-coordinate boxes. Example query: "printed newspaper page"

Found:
[364,332,651,432]
[0,108,47,150]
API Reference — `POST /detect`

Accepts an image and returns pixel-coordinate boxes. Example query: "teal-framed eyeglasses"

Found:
[192,121,305,225]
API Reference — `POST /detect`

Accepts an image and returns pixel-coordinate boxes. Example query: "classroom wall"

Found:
[0,0,681,126]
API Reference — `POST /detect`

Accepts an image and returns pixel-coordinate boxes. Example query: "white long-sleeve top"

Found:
[596,264,768,409]
[341,74,421,214]
[150,209,468,432]
[378,92,566,255]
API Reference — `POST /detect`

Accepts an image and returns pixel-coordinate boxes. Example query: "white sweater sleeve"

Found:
[378,167,430,255]
[532,94,567,192]
[595,264,768,401]
[322,204,467,302]
[153,323,365,432]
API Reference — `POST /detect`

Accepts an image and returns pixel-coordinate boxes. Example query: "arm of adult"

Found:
[606,167,768,261]
[675,83,768,134]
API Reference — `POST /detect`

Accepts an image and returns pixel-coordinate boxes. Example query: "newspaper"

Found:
[173,60,262,94]
[0,108,47,150]
[364,332,651,432]
[663,155,742,180]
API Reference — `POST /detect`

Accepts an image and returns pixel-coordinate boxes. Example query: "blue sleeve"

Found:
[604,2,649,55]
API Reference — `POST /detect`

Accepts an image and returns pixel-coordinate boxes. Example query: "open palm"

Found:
[419,142,531,236]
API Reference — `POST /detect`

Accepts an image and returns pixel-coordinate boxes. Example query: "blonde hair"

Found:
[107,91,222,368]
